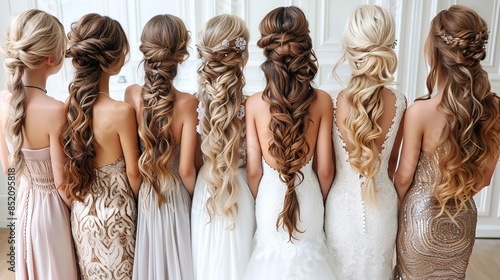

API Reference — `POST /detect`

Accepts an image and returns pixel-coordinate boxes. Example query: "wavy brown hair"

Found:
[333,5,397,203]
[257,6,318,241]
[1,10,66,179]
[138,14,189,207]
[197,14,249,229]
[423,5,500,217]
[61,14,130,201]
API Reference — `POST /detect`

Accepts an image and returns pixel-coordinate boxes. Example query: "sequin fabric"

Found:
[395,150,477,280]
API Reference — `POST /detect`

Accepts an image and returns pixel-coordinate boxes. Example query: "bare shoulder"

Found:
[175,91,198,111]
[0,90,12,106]
[246,92,264,111]
[111,100,135,121]
[314,89,333,107]
[124,84,142,103]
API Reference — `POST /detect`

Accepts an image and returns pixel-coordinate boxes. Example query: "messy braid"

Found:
[61,14,129,201]
[197,14,249,229]
[257,6,318,241]
[333,5,397,203]
[138,14,189,207]
[1,10,66,179]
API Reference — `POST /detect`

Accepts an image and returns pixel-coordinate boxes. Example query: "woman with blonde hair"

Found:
[325,5,405,279]
[244,6,337,279]
[395,5,500,279]
[125,14,197,280]
[191,14,255,280]
[0,9,78,280]
[62,13,141,279]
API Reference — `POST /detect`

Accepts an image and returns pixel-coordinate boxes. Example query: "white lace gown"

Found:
[244,158,337,280]
[325,90,406,279]
[191,102,256,280]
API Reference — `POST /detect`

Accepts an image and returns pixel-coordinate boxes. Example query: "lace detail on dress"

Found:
[326,89,405,279]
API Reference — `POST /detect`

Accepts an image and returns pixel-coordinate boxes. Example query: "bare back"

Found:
[335,87,399,154]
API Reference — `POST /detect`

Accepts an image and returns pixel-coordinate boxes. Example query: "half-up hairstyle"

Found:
[197,14,249,229]
[1,9,66,179]
[257,6,318,241]
[333,5,397,204]
[61,14,130,201]
[423,5,500,217]
[139,14,189,207]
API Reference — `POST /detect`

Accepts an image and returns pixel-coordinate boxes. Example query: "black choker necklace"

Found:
[25,85,47,94]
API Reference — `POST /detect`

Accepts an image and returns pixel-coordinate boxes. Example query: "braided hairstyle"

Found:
[423,5,500,217]
[1,9,66,179]
[257,6,318,241]
[333,5,397,203]
[197,14,249,229]
[138,14,189,207]
[61,14,130,201]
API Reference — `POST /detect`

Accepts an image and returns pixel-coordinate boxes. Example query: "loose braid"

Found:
[422,5,500,218]
[257,6,318,241]
[333,5,397,203]
[138,14,189,207]
[1,10,66,179]
[61,14,130,201]
[197,14,249,229]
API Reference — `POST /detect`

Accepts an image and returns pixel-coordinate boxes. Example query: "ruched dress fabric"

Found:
[71,156,137,280]
[133,146,194,280]
[243,157,337,280]
[395,150,477,280]
[14,147,78,280]
[325,90,406,280]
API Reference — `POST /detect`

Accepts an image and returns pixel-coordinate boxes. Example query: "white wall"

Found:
[0,0,499,236]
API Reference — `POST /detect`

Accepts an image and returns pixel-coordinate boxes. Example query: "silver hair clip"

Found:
[235,37,247,52]
[392,39,397,49]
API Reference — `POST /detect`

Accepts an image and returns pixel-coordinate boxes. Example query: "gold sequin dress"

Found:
[71,156,137,280]
[395,150,477,280]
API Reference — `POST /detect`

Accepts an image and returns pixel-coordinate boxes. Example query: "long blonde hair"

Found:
[197,14,249,229]
[258,6,318,241]
[1,10,66,179]
[138,14,189,207]
[423,5,500,217]
[333,5,397,203]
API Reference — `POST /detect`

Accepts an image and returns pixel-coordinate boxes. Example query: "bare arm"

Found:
[475,157,499,194]
[49,102,72,208]
[388,109,405,181]
[245,95,263,198]
[178,96,198,196]
[116,103,142,198]
[314,92,334,200]
[394,104,423,204]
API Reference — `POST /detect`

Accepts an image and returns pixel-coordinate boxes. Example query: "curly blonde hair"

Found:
[61,14,130,201]
[333,5,397,203]
[138,14,189,207]
[258,6,318,241]
[423,5,500,218]
[1,10,66,179]
[197,14,249,229]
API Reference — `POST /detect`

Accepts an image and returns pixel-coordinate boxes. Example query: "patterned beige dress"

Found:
[395,150,477,280]
[71,156,137,280]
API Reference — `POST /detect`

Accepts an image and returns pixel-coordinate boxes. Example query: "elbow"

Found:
[179,166,196,182]
[247,167,262,184]
[316,166,334,185]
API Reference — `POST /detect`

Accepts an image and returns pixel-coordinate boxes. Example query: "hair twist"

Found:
[258,6,318,241]
[61,13,129,201]
[1,10,66,179]
[333,5,397,203]
[197,14,249,229]
[138,14,189,207]
[422,5,500,218]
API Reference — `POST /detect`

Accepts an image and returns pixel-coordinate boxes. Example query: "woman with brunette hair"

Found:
[395,5,500,279]
[62,13,140,279]
[125,14,197,280]
[244,6,337,280]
